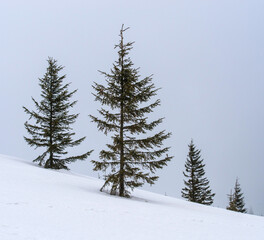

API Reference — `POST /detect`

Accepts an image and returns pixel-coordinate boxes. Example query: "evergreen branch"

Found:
[33,151,48,166]
[62,150,93,163]
[98,108,120,124]
[124,131,171,149]
[90,115,120,134]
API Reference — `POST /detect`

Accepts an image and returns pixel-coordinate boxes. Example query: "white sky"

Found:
[0,0,263,215]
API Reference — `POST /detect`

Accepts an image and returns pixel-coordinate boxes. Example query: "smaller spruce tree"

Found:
[226,190,237,211]
[23,57,92,170]
[182,139,215,205]
[226,178,246,213]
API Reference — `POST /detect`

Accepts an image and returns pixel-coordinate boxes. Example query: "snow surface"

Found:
[0,154,263,240]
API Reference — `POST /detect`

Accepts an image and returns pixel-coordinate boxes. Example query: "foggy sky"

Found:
[1,1,263,215]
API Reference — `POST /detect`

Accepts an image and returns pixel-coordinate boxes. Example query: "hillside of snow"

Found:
[1,154,263,240]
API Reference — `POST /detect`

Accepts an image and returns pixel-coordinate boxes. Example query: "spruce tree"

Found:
[90,25,172,197]
[23,57,92,170]
[182,140,215,205]
[226,178,246,213]
[226,190,237,211]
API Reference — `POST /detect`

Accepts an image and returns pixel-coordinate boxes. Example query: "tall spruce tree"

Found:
[23,57,92,170]
[226,178,246,213]
[182,140,215,205]
[90,25,172,197]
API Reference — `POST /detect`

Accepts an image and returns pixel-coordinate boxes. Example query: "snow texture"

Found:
[0,154,263,240]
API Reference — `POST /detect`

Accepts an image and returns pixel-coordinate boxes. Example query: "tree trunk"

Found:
[119,28,125,197]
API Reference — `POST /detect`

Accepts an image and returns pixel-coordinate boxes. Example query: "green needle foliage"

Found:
[227,178,246,213]
[182,140,215,205]
[23,57,92,170]
[90,25,173,197]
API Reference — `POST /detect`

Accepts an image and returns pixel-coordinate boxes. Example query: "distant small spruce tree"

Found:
[226,190,237,211]
[182,140,215,205]
[90,25,173,197]
[23,57,92,170]
[226,178,246,213]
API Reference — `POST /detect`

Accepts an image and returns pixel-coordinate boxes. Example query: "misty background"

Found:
[1,1,263,215]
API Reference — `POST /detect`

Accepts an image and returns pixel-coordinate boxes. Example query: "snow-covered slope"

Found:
[0,155,263,240]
